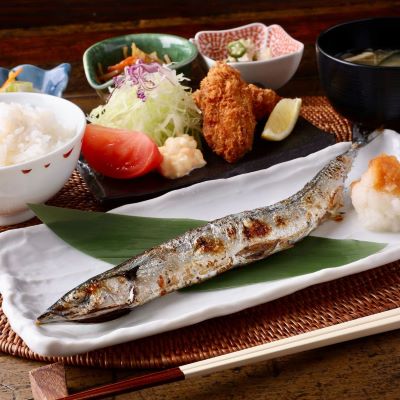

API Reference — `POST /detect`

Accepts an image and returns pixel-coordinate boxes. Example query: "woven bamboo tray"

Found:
[1,96,399,369]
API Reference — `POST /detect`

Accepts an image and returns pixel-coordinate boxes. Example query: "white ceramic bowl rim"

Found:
[194,22,304,64]
[0,92,86,171]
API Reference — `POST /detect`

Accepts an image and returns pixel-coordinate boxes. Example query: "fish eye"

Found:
[68,290,88,304]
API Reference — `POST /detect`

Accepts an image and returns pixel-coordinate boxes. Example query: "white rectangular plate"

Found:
[1,130,400,357]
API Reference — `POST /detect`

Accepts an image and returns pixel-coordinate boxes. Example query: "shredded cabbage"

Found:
[88,62,202,146]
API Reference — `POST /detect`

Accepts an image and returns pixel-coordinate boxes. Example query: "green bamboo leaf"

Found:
[29,204,205,264]
[30,204,386,291]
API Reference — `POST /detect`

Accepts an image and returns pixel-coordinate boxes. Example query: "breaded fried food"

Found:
[248,84,280,120]
[193,62,256,163]
[193,62,280,163]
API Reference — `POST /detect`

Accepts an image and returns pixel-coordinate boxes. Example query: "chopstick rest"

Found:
[29,362,68,400]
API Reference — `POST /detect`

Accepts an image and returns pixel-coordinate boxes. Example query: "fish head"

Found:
[37,269,137,324]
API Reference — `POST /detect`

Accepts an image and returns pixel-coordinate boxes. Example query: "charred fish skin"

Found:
[37,148,355,324]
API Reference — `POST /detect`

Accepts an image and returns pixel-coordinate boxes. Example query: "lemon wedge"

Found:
[261,98,302,141]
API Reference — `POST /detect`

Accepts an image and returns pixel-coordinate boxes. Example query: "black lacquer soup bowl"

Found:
[316,17,400,131]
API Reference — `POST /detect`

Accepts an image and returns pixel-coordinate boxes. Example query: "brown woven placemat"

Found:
[1,96,395,369]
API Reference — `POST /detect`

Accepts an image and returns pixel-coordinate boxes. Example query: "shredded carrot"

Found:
[98,69,120,82]
[0,67,23,91]
[107,56,138,72]
[98,42,165,82]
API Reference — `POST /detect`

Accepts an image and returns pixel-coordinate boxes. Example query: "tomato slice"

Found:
[82,124,163,179]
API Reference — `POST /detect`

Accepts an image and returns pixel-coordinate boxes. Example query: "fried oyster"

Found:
[193,62,279,163]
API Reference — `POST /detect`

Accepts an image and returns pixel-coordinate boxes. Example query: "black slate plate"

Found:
[77,118,336,208]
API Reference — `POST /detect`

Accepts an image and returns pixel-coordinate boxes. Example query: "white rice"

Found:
[0,102,74,167]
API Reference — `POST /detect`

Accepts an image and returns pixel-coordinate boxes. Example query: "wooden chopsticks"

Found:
[31,308,400,400]
[58,368,185,400]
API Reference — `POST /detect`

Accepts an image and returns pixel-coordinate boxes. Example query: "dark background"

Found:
[2,0,400,104]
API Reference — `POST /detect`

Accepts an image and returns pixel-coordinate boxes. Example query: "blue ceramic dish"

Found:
[0,63,71,97]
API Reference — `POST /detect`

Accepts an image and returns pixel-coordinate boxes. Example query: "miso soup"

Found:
[339,49,400,66]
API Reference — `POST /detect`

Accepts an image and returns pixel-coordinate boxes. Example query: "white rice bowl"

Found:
[0,92,86,225]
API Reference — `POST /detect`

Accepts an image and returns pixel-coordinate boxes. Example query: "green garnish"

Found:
[4,81,34,93]
[227,40,247,58]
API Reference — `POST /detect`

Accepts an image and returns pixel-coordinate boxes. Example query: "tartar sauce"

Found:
[158,134,206,179]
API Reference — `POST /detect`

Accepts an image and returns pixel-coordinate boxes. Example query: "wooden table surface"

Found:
[1,1,400,399]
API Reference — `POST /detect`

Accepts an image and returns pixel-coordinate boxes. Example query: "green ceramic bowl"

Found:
[83,33,198,94]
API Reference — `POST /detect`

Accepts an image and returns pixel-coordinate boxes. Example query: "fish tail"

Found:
[352,124,381,146]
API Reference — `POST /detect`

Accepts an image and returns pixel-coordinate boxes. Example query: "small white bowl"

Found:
[194,22,304,89]
[0,93,86,225]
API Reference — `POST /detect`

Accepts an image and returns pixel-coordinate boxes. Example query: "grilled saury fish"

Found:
[37,147,356,324]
